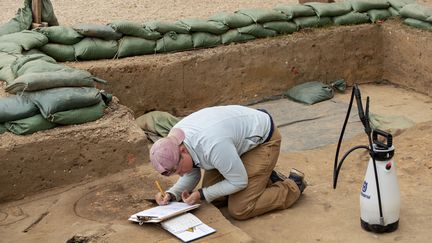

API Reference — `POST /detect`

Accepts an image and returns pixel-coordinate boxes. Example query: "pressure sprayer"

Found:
[333,84,400,233]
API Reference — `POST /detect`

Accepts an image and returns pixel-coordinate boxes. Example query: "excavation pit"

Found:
[1,19,432,242]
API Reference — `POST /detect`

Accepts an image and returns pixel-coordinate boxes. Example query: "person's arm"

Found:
[166,167,201,201]
[201,142,248,202]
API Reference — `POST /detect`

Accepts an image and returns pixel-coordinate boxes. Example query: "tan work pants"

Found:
[202,127,301,220]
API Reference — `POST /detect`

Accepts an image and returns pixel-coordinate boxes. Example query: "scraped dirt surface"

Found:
[1,84,432,243]
[1,1,432,242]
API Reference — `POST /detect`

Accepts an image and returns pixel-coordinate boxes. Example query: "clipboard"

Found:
[128,202,200,223]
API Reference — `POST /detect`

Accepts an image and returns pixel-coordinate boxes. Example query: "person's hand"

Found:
[181,190,201,205]
[155,192,171,205]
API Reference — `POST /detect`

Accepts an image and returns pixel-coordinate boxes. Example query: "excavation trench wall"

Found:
[67,21,432,117]
[382,23,432,95]
[2,21,432,202]
[0,101,148,202]
[69,24,386,117]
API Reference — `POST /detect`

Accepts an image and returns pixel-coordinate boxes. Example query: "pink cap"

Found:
[150,128,185,174]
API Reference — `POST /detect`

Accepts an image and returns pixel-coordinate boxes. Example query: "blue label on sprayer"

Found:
[361,181,371,199]
[362,181,368,192]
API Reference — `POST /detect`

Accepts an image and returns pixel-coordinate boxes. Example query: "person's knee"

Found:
[227,204,252,220]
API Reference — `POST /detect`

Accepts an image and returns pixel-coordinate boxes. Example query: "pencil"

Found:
[155,180,166,197]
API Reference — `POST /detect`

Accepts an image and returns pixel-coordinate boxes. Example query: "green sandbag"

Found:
[16,60,64,77]
[273,4,316,19]
[0,53,19,70]
[238,24,277,38]
[191,32,222,48]
[388,0,416,11]
[331,79,346,92]
[5,114,57,135]
[39,43,75,62]
[221,29,255,44]
[349,0,390,12]
[155,32,193,53]
[403,18,432,30]
[0,44,23,70]
[368,9,392,23]
[400,4,432,22]
[73,23,122,40]
[6,69,96,94]
[35,26,83,45]
[333,12,371,25]
[0,124,6,134]
[49,100,106,125]
[74,38,118,60]
[177,19,229,35]
[145,21,189,34]
[11,53,56,74]
[284,81,334,105]
[0,42,23,54]
[0,95,39,123]
[262,21,297,34]
[304,2,352,17]
[0,66,15,83]
[293,16,332,29]
[22,49,45,55]
[0,30,48,51]
[109,20,161,40]
[388,7,401,17]
[136,111,181,137]
[40,0,59,26]
[11,54,57,76]
[208,12,254,28]
[237,8,289,23]
[117,36,156,58]
[24,87,102,119]
[0,3,33,36]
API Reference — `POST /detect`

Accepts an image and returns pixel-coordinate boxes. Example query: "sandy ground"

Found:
[1,1,432,242]
[1,0,432,26]
[1,83,432,242]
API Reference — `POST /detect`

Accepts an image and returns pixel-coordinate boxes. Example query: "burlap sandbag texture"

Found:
[136,111,181,137]
[0,95,39,123]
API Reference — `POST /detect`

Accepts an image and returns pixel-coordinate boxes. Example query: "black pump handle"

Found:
[354,84,366,127]
[372,129,393,149]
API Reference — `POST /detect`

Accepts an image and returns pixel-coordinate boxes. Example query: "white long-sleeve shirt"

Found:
[166,105,271,202]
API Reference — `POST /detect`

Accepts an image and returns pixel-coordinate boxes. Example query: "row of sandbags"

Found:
[399,3,432,30]
[1,1,427,62]
[0,88,109,135]
[0,43,110,135]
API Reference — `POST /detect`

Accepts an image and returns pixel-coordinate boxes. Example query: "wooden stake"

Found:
[32,0,42,24]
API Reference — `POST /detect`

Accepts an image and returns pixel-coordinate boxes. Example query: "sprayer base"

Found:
[361,219,399,233]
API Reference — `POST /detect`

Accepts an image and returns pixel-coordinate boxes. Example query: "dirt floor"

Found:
[1,1,432,242]
[1,83,432,243]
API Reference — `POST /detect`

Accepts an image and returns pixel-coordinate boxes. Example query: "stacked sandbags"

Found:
[10,1,427,62]
[2,0,432,63]
[0,44,110,135]
[400,3,432,30]
[34,26,83,61]
[388,0,416,16]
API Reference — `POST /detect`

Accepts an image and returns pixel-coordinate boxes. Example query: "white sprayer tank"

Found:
[360,144,400,233]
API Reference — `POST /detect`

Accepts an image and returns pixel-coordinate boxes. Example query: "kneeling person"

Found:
[150,105,306,220]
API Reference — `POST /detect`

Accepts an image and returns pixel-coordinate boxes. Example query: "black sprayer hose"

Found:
[365,97,384,221]
[333,87,355,189]
[333,85,385,224]
[333,145,370,189]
